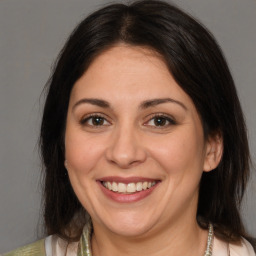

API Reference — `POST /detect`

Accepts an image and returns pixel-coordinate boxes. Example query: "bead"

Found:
[204,223,214,256]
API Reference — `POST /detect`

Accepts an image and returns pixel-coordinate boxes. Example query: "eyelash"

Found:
[80,113,111,127]
[79,113,176,129]
[144,113,176,128]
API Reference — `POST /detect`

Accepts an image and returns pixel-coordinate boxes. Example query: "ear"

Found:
[203,131,223,172]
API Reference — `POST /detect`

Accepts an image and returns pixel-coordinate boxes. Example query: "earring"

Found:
[63,160,68,177]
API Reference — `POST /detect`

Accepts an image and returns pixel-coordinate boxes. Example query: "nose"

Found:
[105,125,147,169]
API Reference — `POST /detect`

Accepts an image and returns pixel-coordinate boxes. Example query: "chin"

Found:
[96,213,157,238]
[108,222,153,237]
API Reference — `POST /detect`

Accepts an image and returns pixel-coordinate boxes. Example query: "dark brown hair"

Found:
[40,0,255,247]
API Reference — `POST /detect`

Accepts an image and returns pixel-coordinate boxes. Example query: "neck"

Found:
[91,218,208,256]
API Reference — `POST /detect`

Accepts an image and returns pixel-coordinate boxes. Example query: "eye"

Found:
[80,114,110,127]
[144,114,176,128]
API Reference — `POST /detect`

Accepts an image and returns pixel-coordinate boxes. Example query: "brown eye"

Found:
[153,117,167,126]
[144,114,176,128]
[80,115,110,127]
[91,116,104,126]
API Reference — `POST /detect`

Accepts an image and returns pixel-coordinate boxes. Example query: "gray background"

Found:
[0,0,255,253]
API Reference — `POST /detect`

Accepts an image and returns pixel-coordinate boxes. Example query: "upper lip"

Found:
[98,176,160,184]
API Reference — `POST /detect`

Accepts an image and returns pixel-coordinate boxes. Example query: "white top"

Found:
[213,236,255,256]
[45,234,255,256]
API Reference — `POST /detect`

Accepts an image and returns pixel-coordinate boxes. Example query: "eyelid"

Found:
[79,113,111,126]
[143,113,177,127]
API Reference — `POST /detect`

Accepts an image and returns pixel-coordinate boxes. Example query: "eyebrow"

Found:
[72,98,110,111]
[140,98,187,110]
[72,97,187,111]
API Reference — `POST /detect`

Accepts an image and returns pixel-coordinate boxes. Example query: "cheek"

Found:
[65,129,105,176]
[148,128,205,176]
[64,130,106,210]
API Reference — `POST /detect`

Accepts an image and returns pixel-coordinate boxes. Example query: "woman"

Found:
[4,0,255,255]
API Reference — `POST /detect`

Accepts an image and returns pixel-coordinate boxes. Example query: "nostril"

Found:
[105,147,147,168]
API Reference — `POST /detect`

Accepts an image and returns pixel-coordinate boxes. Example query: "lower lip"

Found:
[98,181,159,203]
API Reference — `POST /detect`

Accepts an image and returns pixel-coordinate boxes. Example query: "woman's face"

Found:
[65,45,218,237]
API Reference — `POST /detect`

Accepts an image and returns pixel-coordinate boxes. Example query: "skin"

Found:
[65,44,223,256]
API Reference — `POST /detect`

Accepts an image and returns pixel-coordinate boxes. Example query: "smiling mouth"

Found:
[101,181,157,194]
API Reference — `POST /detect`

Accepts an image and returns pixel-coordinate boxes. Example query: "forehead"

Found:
[70,44,190,102]
[68,44,203,134]
[85,45,167,80]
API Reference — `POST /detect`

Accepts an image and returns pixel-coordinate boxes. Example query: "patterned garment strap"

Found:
[3,239,46,256]
[77,222,92,256]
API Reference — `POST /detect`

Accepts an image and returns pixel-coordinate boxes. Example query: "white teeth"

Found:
[127,183,136,193]
[107,182,112,190]
[136,182,142,191]
[142,182,148,190]
[112,182,118,192]
[118,183,126,193]
[102,181,157,194]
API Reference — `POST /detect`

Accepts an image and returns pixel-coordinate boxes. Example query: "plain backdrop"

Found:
[0,0,255,253]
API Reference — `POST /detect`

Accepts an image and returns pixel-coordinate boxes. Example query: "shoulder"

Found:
[2,235,79,256]
[45,234,78,256]
[2,239,45,256]
[229,238,255,256]
[213,236,255,256]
